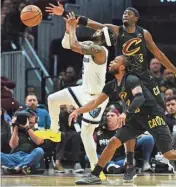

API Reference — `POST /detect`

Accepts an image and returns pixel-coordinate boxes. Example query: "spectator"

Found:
[160,69,176,92]
[93,108,155,174]
[26,85,36,96]
[1,108,11,154]
[1,110,44,174]
[165,96,176,149]
[63,66,78,88]
[1,76,19,116]
[55,105,84,173]
[149,58,163,87]
[25,94,51,130]
[164,88,176,99]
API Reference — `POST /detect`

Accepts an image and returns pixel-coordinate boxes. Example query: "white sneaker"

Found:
[143,162,151,171]
[73,163,84,173]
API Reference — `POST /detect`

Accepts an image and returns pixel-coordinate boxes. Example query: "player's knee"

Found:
[108,136,122,150]
[163,150,176,160]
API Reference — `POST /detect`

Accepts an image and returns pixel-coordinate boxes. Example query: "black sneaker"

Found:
[75,174,102,185]
[21,166,31,175]
[123,165,137,183]
[168,160,176,174]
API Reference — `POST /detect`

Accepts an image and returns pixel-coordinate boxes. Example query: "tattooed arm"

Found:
[69,25,106,64]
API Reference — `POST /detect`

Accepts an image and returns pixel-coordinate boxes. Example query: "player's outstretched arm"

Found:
[68,93,108,125]
[144,29,176,73]
[45,1,119,33]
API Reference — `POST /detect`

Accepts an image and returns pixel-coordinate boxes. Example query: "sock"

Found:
[91,164,103,177]
[126,152,134,166]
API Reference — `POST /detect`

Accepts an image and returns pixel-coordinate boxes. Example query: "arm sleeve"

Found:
[61,32,70,49]
[125,75,145,114]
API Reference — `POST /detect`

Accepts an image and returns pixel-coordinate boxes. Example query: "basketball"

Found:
[20,5,42,27]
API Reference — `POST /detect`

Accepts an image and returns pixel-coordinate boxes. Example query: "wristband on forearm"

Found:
[62,10,88,26]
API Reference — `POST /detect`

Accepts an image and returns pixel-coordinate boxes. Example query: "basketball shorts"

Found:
[115,110,173,154]
[61,86,109,126]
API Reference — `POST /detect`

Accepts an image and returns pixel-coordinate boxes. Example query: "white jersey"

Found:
[82,46,108,95]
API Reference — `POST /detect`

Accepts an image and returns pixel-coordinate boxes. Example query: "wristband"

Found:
[62,10,88,26]
[78,16,88,26]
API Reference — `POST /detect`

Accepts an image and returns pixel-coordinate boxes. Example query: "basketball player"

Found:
[69,55,176,185]
[47,12,116,179]
[46,3,176,181]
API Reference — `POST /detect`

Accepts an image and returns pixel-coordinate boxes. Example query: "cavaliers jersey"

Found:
[82,46,108,95]
[116,25,152,81]
[102,74,160,115]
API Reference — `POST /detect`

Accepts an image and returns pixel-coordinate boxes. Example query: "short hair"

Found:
[25,94,37,100]
[165,95,176,103]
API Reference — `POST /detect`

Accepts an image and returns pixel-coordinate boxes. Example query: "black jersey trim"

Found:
[68,87,82,108]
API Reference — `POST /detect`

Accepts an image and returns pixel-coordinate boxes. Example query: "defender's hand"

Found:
[117,113,126,128]
[45,1,64,16]
[68,110,78,126]
[67,12,78,27]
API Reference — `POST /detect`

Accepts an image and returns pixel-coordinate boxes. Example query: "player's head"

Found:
[91,27,117,46]
[109,55,140,75]
[108,55,127,75]
[122,7,139,27]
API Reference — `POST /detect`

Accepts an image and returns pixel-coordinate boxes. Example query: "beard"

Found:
[123,21,130,27]
[108,69,119,76]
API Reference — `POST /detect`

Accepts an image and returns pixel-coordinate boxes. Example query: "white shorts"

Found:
[56,86,109,126]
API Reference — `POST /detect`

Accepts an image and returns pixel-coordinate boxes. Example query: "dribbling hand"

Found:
[68,111,78,126]
[45,1,64,16]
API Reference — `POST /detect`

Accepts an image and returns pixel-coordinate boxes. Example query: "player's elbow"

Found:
[61,39,70,49]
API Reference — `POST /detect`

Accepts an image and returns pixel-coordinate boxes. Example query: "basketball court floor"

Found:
[2,172,176,187]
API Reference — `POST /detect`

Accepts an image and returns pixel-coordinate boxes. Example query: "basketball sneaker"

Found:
[168,160,176,174]
[123,165,137,183]
[75,174,102,185]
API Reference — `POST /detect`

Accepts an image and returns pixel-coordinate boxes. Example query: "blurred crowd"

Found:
[1,56,176,175]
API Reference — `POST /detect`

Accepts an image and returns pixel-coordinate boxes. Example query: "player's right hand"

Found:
[45,1,64,16]
[68,111,78,126]
[117,113,126,128]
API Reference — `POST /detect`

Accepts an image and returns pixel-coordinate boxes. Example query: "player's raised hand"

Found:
[45,1,64,16]
[68,110,78,126]
[117,113,126,128]
[67,12,78,27]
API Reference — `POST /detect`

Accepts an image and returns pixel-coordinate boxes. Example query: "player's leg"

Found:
[139,113,176,174]
[47,87,79,132]
[75,120,144,185]
[123,139,137,182]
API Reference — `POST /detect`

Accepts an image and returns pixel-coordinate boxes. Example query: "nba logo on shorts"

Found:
[89,108,101,118]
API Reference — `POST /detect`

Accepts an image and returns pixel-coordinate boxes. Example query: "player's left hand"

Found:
[68,110,78,126]
[117,113,126,128]
[67,12,78,27]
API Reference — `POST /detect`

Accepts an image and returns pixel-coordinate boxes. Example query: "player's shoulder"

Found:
[106,79,116,87]
[125,74,140,84]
